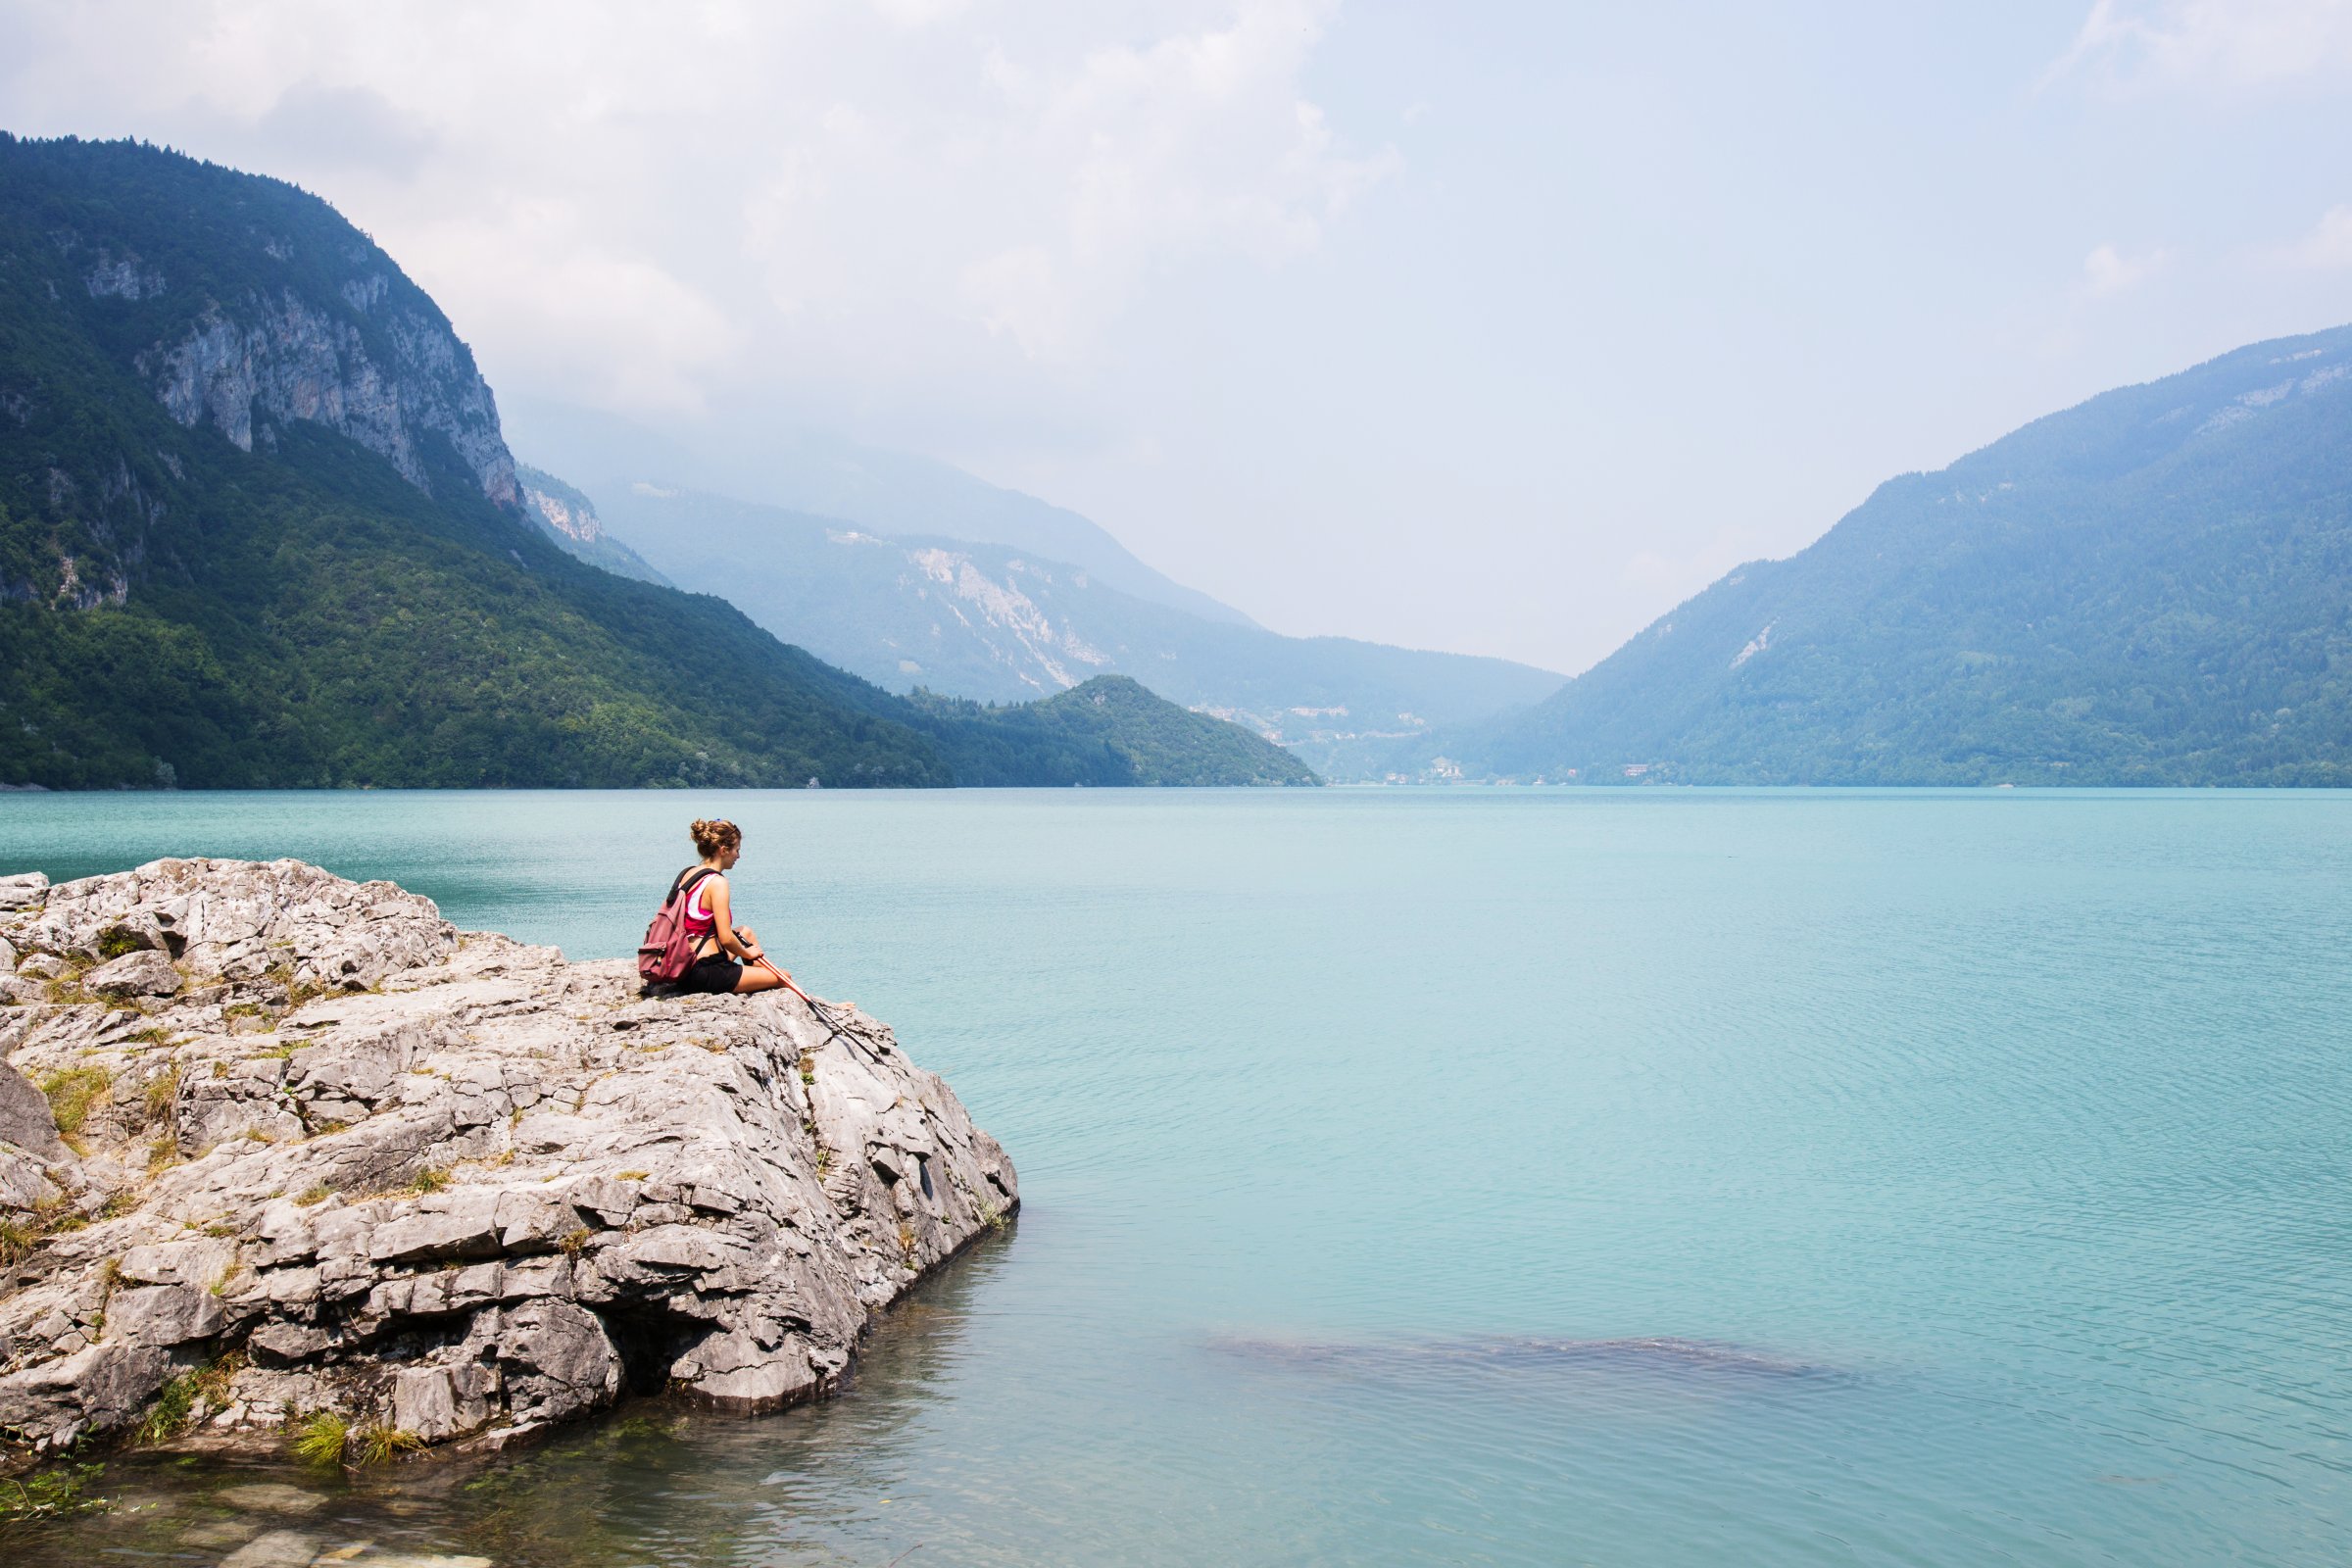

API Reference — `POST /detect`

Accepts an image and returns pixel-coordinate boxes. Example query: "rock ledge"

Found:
[0,858,1016,1457]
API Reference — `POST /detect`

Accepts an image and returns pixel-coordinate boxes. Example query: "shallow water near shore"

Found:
[5,787,2351,1566]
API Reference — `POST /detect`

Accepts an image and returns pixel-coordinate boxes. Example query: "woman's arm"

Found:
[707,877,761,960]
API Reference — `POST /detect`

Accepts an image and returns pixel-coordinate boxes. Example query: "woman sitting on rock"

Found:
[670,817,792,995]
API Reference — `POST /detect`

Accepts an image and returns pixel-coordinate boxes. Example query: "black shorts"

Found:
[676,956,743,995]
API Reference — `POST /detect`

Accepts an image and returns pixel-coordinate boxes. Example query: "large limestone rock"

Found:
[0,1060,74,1210]
[137,275,521,511]
[0,858,1016,1456]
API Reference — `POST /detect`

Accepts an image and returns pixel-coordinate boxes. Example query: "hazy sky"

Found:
[6,1,2352,672]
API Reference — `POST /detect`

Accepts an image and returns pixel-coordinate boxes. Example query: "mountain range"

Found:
[503,396,1255,628]
[1422,324,2352,786]
[8,134,2348,793]
[556,480,1563,779]
[0,135,1311,790]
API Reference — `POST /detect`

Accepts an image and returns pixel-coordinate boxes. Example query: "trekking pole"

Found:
[753,955,875,1058]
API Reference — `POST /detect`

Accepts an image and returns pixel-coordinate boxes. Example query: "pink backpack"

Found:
[638,867,715,984]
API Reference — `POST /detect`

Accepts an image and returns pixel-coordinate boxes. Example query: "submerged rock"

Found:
[218,1528,326,1568]
[0,858,1017,1458]
[1210,1334,1839,1387]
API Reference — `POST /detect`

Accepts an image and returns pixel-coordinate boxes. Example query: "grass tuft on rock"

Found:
[348,1422,425,1467]
[135,1370,198,1444]
[291,1410,349,1468]
[94,929,145,961]
[193,1353,244,1405]
[40,1064,113,1137]
[129,1351,248,1447]
[142,1064,181,1123]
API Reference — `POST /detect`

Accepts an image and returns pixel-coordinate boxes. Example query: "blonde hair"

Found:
[689,818,741,858]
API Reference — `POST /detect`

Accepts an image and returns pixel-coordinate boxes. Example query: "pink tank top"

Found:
[682,872,718,940]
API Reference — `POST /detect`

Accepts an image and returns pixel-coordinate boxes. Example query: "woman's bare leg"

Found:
[734,962,789,994]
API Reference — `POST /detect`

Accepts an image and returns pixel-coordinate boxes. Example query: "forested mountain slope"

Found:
[907,675,1318,787]
[1446,325,2352,786]
[0,135,1306,789]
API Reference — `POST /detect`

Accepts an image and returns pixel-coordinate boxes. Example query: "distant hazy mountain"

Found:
[502,395,1255,628]
[584,480,1565,778]
[514,464,669,586]
[1438,324,2352,786]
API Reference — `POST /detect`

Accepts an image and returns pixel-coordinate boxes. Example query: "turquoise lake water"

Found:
[5,788,2351,1565]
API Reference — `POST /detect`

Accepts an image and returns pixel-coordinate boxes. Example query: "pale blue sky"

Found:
[6,1,2352,670]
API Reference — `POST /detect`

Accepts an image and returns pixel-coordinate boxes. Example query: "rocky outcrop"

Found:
[514,464,672,588]
[0,859,1015,1458]
[522,481,601,549]
[138,285,519,510]
[21,146,526,620]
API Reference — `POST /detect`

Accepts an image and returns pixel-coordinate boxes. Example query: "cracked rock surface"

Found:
[0,858,1017,1457]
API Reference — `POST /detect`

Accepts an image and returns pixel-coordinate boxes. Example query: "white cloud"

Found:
[864,0,971,27]
[0,0,1396,412]
[956,4,1396,352]
[2082,242,2166,295]
[398,209,736,418]
[2048,0,2352,93]
[2278,204,2352,268]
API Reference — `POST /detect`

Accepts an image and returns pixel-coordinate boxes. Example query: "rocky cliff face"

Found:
[0,860,1015,1459]
[120,264,519,511]
[520,478,600,548]
[4,137,535,626]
